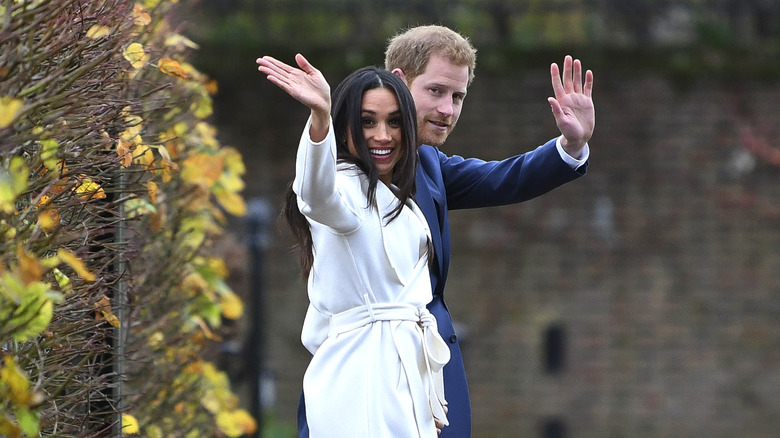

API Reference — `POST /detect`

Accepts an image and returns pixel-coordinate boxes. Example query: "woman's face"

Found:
[347,88,404,185]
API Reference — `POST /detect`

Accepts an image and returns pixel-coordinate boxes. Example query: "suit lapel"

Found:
[416,164,445,281]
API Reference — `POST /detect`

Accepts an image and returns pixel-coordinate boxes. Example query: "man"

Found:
[385,25,594,437]
[297,25,594,437]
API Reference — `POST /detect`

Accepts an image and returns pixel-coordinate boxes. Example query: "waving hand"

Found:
[257,54,331,141]
[548,55,595,159]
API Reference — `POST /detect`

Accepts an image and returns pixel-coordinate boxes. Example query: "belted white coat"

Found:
[294,117,450,437]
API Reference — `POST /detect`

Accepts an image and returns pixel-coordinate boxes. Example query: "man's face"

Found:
[404,54,469,147]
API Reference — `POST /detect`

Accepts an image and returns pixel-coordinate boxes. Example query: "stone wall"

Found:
[223,69,780,437]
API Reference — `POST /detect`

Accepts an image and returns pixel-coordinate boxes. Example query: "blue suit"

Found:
[298,138,586,437]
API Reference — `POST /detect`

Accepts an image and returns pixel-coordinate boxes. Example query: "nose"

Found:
[436,98,454,118]
[375,123,391,142]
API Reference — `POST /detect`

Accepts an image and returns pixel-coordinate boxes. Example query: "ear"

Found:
[391,68,409,85]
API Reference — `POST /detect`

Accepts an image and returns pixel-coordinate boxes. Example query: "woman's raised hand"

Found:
[256,54,331,116]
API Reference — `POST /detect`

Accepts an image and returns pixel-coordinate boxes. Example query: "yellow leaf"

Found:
[158,57,190,80]
[191,94,213,119]
[146,424,163,438]
[52,268,72,294]
[17,247,42,285]
[0,356,31,405]
[39,139,59,171]
[160,159,174,183]
[86,25,111,39]
[94,295,120,327]
[132,4,151,27]
[232,409,257,435]
[220,291,243,320]
[37,208,59,230]
[0,96,23,128]
[216,410,243,438]
[74,176,106,200]
[214,188,247,217]
[132,145,154,168]
[121,114,143,142]
[117,139,133,167]
[123,43,148,70]
[121,414,139,434]
[181,154,223,187]
[57,248,96,282]
[165,33,200,50]
[147,181,158,204]
[0,415,23,438]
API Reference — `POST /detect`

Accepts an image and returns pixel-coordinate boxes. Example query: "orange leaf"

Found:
[158,57,190,80]
[17,247,42,285]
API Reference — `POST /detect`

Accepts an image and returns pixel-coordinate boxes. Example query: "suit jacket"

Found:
[297,138,586,437]
[416,139,586,437]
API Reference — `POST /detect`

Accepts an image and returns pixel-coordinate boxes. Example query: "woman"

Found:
[256,54,450,437]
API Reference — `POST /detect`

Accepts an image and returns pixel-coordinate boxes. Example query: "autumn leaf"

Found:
[52,268,72,294]
[181,154,223,187]
[132,144,155,168]
[147,180,158,204]
[214,187,247,217]
[0,156,29,214]
[117,139,133,167]
[123,43,148,69]
[57,248,97,282]
[94,295,120,327]
[191,94,213,119]
[122,413,139,434]
[0,356,31,405]
[39,139,59,171]
[37,207,59,231]
[132,4,151,27]
[0,96,24,127]
[219,291,243,320]
[158,57,190,80]
[17,246,42,286]
[165,33,200,50]
[86,25,111,39]
[74,176,106,200]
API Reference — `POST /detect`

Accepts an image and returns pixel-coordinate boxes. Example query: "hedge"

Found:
[0,0,253,436]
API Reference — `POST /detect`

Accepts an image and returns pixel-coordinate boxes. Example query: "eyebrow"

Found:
[361,109,402,116]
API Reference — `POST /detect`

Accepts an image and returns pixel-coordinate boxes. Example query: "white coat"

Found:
[294,117,450,437]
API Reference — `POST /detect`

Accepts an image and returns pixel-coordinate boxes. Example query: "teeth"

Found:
[371,149,391,156]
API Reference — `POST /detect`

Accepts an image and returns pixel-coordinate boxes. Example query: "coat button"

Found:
[449,334,458,343]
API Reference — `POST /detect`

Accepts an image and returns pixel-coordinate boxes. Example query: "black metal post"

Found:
[246,198,272,437]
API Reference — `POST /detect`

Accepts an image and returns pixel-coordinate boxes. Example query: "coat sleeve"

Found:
[433,138,587,210]
[292,116,363,233]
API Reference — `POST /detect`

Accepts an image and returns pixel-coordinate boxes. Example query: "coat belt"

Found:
[328,299,451,429]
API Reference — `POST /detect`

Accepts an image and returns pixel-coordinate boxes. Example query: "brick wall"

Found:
[226,69,780,437]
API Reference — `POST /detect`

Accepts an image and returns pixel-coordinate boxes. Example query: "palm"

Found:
[549,55,595,153]
[257,54,330,114]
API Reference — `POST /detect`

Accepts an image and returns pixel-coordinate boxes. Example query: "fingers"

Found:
[561,55,573,93]
[572,58,582,94]
[551,55,592,97]
[550,61,564,98]
[256,56,294,88]
[295,53,319,76]
[584,68,594,98]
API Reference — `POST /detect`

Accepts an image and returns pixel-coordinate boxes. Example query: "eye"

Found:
[429,87,441,95]
[389,118,402,127]
[362,117,376,127]
[453,93,465,103]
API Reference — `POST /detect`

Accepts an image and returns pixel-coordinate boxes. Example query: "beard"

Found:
[418,118,455,147]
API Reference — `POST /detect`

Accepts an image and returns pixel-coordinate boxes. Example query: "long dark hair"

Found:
[283,66,419,277]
